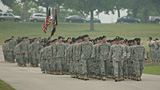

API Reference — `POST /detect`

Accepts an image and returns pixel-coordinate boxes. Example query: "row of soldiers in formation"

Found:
[148,37,160,63]
[2,35,147,82]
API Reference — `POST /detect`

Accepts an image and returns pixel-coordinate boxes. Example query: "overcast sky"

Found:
[0,1,127,23]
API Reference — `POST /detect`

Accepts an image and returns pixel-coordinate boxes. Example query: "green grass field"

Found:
[0,22,160,47]
[0,79,15,90]
[143,64,160,75]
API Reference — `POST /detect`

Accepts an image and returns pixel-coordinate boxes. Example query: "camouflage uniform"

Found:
[31,42,40,66]
[128,45,134,78]
[19,41,29,66]
[14,44,22,65]
[133,45,147,79]
[99,42,111,78]
[55,42,65,74]
[108,44,126,79]
[122,44,130,78]
[8,40,17,62]
[80,41,93,76]
[50,44,56,73]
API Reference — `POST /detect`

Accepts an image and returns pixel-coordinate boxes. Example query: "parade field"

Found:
[0,22,160,48]
[0,22,160,90]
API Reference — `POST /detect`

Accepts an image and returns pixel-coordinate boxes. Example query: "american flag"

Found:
[42,8,51,34]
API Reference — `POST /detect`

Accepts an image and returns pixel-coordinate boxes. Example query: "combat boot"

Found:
[97,76,101,79]
[84,75,89,81]
[137,77,141,81]
[102,76,106,81]
[120,77,124,81]
[115,78,119,82]
[59,72,63,75]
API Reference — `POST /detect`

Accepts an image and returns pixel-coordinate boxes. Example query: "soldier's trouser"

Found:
[78,60,82,75]
[32,53,39,65]
[108,62,113,76]
[113,60,123,78]
[50,59,56,71]
[19,53,26,64]
[46,60,50,71]
[56,58,63,72]
[122,60,128,76]
[69,61,73,74]
[66,61,70,72]
[81,59,88,75]
[139,60,144,77]
[100,60,106,76]
[88,60,92,75]
[95,61,100,76]
[133,60,142,77]
[158,51,160,63]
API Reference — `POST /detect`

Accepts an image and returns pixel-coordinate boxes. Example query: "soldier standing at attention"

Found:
[19,37,29,67]
[8,36,17,63]
[80,35,93,80]
[98,36,111,81]
[133,38,147,81]
[120,38,130,79]
[108,36,126,82]
[55,36,66,75]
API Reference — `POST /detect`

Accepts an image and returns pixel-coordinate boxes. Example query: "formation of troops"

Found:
[4,35,159,82]
[148,37,160,63]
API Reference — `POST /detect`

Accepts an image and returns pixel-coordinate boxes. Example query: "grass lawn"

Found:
[0,79,15,90]
[143,64,160,75]
[0,22,160,47]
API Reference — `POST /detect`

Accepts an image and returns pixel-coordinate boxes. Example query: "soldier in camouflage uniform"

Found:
[2,40,8,61]
[133,38,147,81]
[108,36,126,82]
[40,44,47,73]
[55,36,66,75]
[8,36,17,62]
[14,43,22,66]
[19,37,29,67]
[50,39,57,74]
[80,35,93,80]
[120,38,130,79]
[31,38,40,67]
[148,39,157,63]
[28,40,33,65]
[98,36,111,81]
[65,38,71,75]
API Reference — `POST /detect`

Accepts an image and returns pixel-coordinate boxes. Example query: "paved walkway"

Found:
[0,46,160,90]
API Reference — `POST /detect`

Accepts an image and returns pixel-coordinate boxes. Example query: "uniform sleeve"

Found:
[108,46,113,60]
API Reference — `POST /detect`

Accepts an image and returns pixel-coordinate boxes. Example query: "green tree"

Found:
[64,0,113,31]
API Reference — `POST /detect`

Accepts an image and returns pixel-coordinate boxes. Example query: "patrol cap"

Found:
[102,36,106,39]
[83,34,89,38]
[133,38,138,41]
[62,37,65,39]
[67,37,71,40]
[43,44,47,47]
[120,38,124,40]
[58,36,63,39]
[124,39,128,43]
[154,38,159,41]
[137,38,141,41]
[40,40,44,43]
[72,37,76,42]
[114,36,120,41]
[11,36,14,38]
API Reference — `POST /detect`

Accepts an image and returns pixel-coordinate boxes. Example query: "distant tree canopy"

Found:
[1,0,160,30]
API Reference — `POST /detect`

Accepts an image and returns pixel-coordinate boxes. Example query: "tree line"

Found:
[1,0,160,31]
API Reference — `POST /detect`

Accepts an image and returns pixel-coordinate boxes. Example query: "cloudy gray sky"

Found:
[0,1,127,23]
